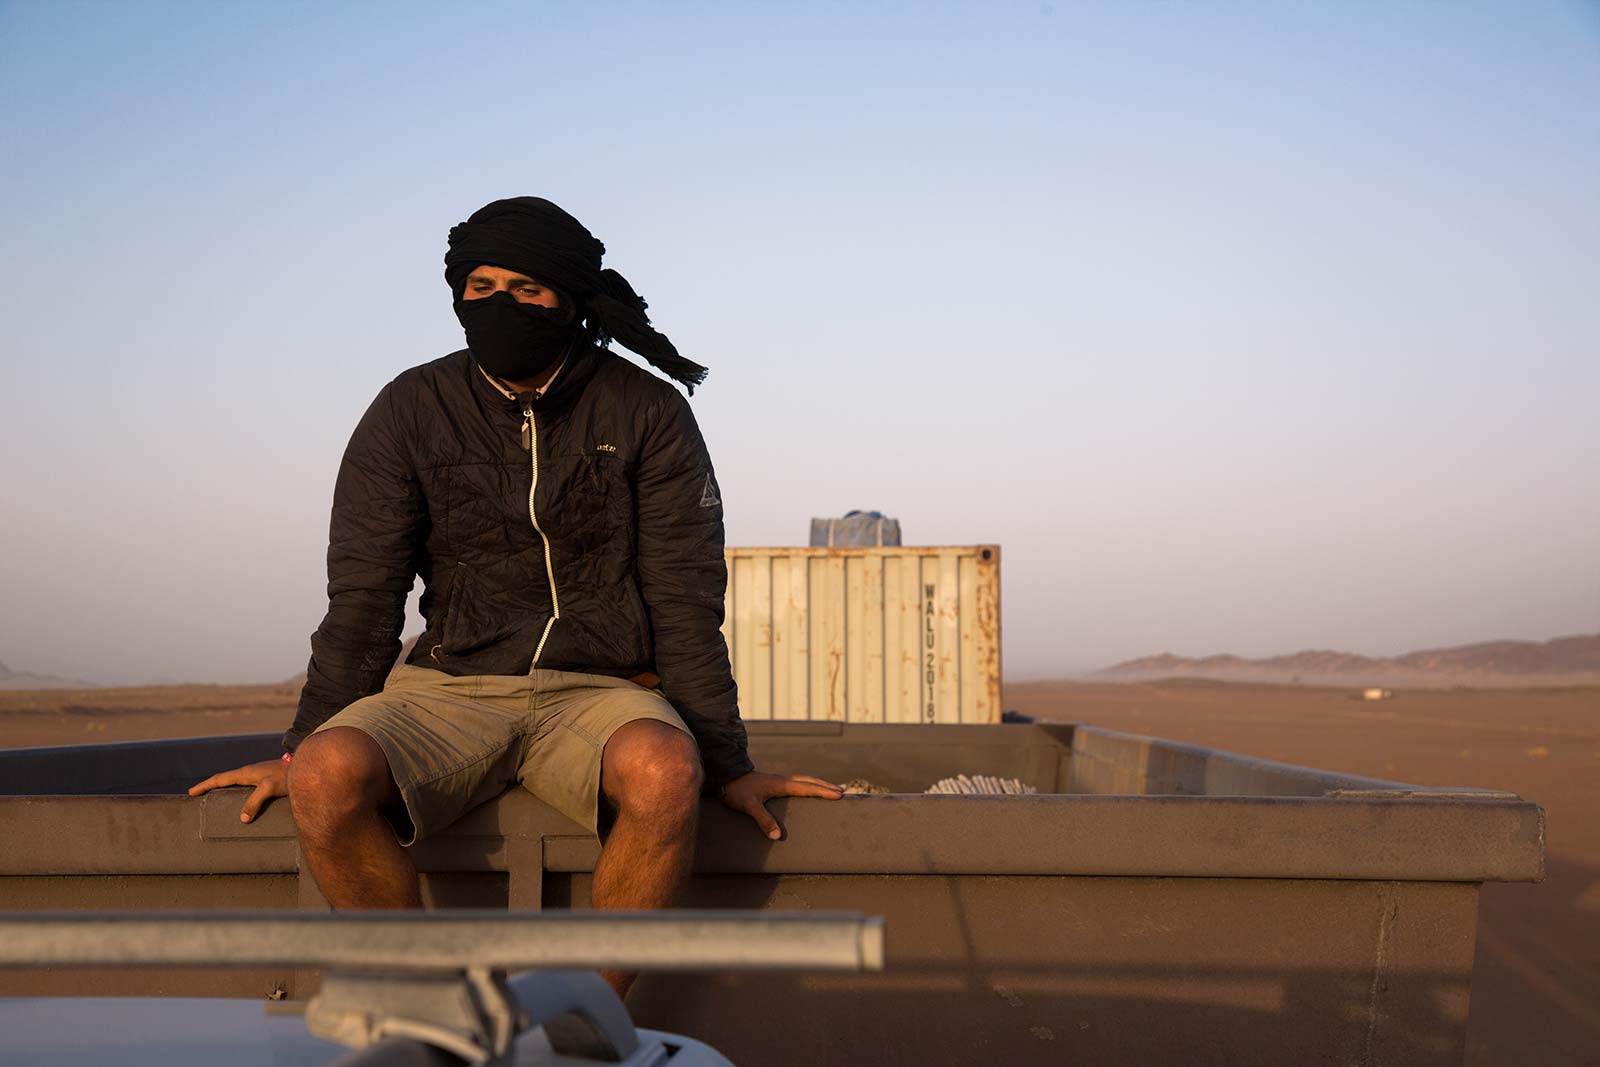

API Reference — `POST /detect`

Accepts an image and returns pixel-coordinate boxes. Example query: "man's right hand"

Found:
[188,759,289,823]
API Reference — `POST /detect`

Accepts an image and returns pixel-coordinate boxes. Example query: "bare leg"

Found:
[591,720,703,997]
[289,727,421,909]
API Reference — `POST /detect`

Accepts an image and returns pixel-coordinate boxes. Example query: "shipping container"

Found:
[721,545,1001,723]
[0,720,1542,1066]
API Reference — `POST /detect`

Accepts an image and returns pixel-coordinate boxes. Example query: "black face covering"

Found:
[453,291,582,384]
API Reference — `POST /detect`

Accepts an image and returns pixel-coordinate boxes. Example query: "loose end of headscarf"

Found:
[589,278,710,394]
[615,328,709,395]
[666,360,709,396]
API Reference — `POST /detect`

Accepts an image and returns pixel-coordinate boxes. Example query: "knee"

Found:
[604,724,703,816]
[289,728,392,827]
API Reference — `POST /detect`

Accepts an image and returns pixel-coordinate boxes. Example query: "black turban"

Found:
[444,197,708,393]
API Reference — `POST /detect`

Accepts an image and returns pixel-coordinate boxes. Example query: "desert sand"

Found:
[1,678,1595,1065]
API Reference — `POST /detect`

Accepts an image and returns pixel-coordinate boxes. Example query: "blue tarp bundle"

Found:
[809,511,902,547]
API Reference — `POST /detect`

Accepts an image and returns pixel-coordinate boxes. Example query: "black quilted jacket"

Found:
[283,345,752,787]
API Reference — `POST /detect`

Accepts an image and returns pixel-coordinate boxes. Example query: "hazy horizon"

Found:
[9,629,1600,690]
[2,3,1596,687]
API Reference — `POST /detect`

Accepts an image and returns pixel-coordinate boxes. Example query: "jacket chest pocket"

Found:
[546,450,632,539]
[582,451,633,531]
[427,462,525,554]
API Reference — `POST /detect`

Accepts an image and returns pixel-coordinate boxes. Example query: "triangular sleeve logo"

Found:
[699,472,721,508]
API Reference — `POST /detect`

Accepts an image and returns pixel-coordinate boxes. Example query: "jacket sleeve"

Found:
[283,383,425,751]
[635,390,753,789]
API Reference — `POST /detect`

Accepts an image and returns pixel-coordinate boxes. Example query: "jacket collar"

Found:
[477,357,565,401]
[465,343,603,414]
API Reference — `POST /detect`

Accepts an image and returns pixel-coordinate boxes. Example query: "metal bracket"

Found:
[306,967,521,1065]
[304,966,645,1065]
[0,909,885,1063]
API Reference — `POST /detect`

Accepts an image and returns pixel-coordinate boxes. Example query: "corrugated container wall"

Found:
[721,546,1001,723]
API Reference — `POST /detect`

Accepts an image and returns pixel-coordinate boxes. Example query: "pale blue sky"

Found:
[2,2,1596,684]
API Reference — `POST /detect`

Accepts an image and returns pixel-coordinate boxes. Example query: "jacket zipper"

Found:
[526,401,560,665]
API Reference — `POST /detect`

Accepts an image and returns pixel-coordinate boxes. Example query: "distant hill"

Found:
[0,659,96,691]
[1095,634,1600,687]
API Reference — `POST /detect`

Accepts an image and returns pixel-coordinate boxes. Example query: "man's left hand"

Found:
[720,771,843,840]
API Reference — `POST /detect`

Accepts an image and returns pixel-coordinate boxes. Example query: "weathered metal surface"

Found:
[0,721,1546,1066]
[623,875,1482,1067]
[1063,723,1462,797]
[722,546,1001,723]
[0,875,300,999]
[0,787,1542,885]
[539,793,1544,882]
[0,733,281,796]
[1,727,1540,884]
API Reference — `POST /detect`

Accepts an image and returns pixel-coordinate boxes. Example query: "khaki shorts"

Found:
[311,663,692,844]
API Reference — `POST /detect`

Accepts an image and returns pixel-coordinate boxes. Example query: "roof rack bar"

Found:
[0,910,885,972]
